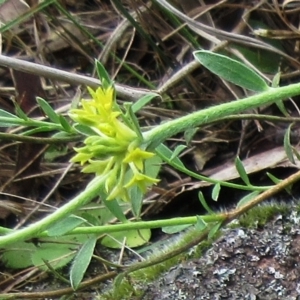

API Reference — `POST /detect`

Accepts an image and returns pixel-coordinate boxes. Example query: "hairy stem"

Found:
[0,176,106,247]
[143,84,300,147]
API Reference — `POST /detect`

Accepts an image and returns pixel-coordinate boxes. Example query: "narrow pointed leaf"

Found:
[208,222,222,239]
[0,109,18,119]
[95,60,113,89]
[184,127,198,145]
[194,50,269,92]
[267,172,292,194]
[102,197,127,223]
[276,100,289,116]
[170,145,187,161]
[284,124,295,164]
[47,215,85,236]
[235,157,251,186]
[195,216,208,231]
[36,97,60,124]
[198,191,214,214]
[70,236,97,290]
[162,224,191,234]
[212,183,221,201]
[14,103,28,120]
[237,190,261,208]
[59,115,73,132]
[156,143,185,167]
[132,93,158,113]
[266,172,282,185]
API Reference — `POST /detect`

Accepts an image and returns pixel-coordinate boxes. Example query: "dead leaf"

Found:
[189,145,300,189]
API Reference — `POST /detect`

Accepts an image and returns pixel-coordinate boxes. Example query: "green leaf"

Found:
[230,44,280,74]
[267,172,292,194]
[184,127,198,145]
[59,115,73,132]
[237,191,261,208]
[95,60,113,89]
[102,197,127,223]
[130,154,161,218]
[212,183,221,201]
[2,236,87,270]
[73,124,97,136]
[195,216,207,231]
[235,157,251,186]
[162,224,191,234]
[21,126,56,136]
[292,146,300,162]
[31,242,75,271]
[130,185,143,218]
[208,222,222,239]
[114,273,126,289]
[193,50,269,92]
[2,241,35,269]
[47,215,85,236]
[132,93,158,113]
[44,145,68,162]
[272,72,281,88]
[170,145,187,161]
[276,100,289,117]
[36,97,60,124]
[198,191,214,214]
[123,102,143,139]
[0,109,18,119]
[284,124,295,164]
[78,202,130,226]
[101,228,151,249]
[266,172,282,184]
[14,103,28,120]
[156,143,185,168]
[70,236,97,290]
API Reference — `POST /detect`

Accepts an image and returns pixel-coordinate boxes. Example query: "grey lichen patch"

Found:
[142,202,300,299]
[99,200,300,300]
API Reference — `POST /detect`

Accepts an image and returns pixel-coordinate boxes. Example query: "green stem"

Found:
[52,214,223,235]
[0,117,64,130]
[0,214,225,238]
[143,84,300,147]
[0,176,106,248]
[157,147,273,191]
[0,132,81,144]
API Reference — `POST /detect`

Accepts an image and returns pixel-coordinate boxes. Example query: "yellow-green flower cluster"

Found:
[69,85,159,201]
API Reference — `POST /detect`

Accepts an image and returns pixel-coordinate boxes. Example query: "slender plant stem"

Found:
[0,132,82,144]
[0,116,65,130]
[143,84,300,147]
[0,176,106,247]
[157,148,273,191]
[37,214,225,237]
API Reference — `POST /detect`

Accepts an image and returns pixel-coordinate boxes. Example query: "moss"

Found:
[237,202,290,228]
[100,279,142,300]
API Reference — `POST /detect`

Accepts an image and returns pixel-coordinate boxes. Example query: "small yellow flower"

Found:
[87,85,115,113]
[124,172,160,194]
[70,151,93,165]
[123,148,155,171]
[81,157,114,176]
[69,83,160,202]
